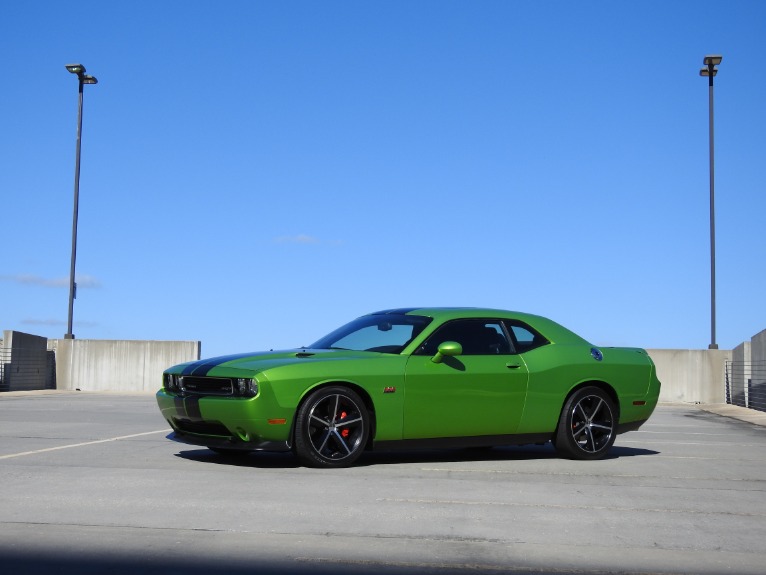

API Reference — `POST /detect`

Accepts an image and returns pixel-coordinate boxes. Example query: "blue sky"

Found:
[2,1,765,357]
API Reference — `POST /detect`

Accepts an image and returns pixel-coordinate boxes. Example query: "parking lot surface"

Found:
[1,392,765,575]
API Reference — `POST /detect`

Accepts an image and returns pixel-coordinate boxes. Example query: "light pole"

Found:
[699,55,721,350]
[65,64,98,340]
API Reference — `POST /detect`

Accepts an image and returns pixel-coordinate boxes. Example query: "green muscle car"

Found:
[156,308,660,468]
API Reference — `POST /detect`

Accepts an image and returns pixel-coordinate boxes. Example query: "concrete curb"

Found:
[696,402,766,427]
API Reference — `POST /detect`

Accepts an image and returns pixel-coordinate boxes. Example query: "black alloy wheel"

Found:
[554,386,617,460]
[294,386,370,468]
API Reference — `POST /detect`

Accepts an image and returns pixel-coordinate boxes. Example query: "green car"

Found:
[156,308,660,468]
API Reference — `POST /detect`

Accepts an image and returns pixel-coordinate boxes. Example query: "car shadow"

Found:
[357,444,659,466]
[174,449,301,468]
[602,445,660,458]
[174,443,659,469]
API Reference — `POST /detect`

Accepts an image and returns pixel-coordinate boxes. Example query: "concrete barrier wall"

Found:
[0,331,749,403]
[730,341,752,406]
[751,330,766,407]
[753,329,766,376]
[647,349,731,404]
[51,338,201,393]
[1,330,50,391]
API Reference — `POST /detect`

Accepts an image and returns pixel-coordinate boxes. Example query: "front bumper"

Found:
[166,430,290,452]
[156,390,293,452]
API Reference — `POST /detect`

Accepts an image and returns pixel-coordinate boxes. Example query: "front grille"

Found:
[174,418,232,437]
[181,376,234,396]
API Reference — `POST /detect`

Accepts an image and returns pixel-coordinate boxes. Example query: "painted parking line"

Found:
[0,429,169,460]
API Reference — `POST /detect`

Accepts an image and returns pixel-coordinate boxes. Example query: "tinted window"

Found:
[332,323,417,352]
[504,320,549,353]
[417,319,512,356]
[310,314,432,353]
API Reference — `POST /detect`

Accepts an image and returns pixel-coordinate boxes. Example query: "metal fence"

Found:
[0,346,56,392]
[726,361,766,413]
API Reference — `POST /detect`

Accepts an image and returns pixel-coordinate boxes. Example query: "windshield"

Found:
[309,313,432,354]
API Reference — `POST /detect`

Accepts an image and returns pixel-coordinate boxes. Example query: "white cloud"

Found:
[21,319,99,327]
[273,234,321,245]
[21,318,65,326]
[0,274,102,288]
[272,235,344,246]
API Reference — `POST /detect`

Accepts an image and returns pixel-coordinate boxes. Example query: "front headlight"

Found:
[237,377,259,397]
[164,373,180,392]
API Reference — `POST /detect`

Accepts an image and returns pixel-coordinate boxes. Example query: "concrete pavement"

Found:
[1,392,765,574]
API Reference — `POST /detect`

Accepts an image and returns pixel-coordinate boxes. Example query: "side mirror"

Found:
[431,341,463,363]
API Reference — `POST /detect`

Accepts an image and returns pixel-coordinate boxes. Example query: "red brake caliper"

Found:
[340,411,350,437]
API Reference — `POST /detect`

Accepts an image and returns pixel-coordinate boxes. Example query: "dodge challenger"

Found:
[156,308,660,467]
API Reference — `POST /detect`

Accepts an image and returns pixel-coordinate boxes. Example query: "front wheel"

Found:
[294,386,370,468]
[554,386,617,460]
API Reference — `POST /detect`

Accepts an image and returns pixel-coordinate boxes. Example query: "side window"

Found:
[418,319,512,356]
[505,321,549,353]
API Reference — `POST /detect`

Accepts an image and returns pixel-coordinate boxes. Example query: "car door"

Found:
[402,319,529,439]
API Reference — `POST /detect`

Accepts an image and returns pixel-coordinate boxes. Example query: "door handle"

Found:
[506,362,522,369]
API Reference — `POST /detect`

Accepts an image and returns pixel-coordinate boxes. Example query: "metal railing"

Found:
[726,361,766,413]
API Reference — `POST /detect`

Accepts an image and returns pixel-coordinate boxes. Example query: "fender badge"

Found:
[383,386,396,394]
[590,348,603,362]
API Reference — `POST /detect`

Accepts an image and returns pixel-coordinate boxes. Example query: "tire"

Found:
[554,386,617,460]
[294,386,370,468]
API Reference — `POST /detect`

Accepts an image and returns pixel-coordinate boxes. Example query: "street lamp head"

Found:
[703,55,723,66]
[65,63,86,75]
[700,54,721,80]
[65,64,98,86]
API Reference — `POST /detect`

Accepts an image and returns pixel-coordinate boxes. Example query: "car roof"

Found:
[368,307,590,345]
[371,307,540,322]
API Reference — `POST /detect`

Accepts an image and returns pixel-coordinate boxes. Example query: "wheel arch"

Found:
[292,380,377,449]
[565,380,621,421]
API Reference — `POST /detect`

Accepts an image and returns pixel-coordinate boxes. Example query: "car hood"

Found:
[170,348,391,377]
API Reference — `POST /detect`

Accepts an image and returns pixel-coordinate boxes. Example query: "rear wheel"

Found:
[554,386,616,460]
[294,386,370,468]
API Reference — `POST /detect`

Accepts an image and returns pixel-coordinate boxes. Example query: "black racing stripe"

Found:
[181,352,256,376]
[170,396,201,421]
[184,396,202,420]
[371,308,420,315]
